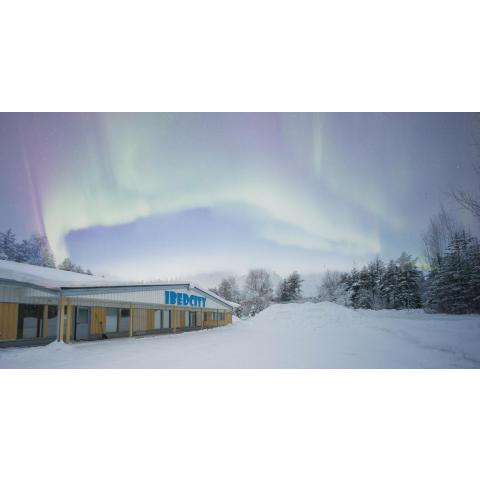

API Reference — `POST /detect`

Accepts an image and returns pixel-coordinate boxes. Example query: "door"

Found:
[75,307,90,340]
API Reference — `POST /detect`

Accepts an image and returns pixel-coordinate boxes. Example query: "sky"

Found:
[0,113,477,280]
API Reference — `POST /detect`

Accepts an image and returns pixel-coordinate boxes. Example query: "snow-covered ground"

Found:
[1,302,480,368]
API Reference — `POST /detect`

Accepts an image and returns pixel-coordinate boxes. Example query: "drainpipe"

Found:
[129,304,133,337]
[65,299,72,343]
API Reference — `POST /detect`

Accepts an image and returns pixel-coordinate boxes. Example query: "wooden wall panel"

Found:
[147,309,154,331]
[43,305,48,337]
[0,303,18,340]
[178,310,185,328]
[133,308,148,332]
[90,306,106,335]
[66,303,73,342]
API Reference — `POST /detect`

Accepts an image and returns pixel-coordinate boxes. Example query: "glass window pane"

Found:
[23,317,38,338]
[106,308,118,333]
[162,310,170,329]
[154,310,161,329]
[17,304,43,339]
[77,308,89,324]
[185,311,190,327]
[119,309,130,332]
[47,306,58,337]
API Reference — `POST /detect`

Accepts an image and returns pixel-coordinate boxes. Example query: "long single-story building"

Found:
[0,260,236,347]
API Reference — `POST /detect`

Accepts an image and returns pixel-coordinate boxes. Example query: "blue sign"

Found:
[165,290,206,308]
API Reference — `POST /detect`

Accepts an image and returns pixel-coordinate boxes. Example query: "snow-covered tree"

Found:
[277,271,303,302]
[317,270,351,306]
[58,257,76,271]
[380,260,399,309]
[0,230,55,267]
[21,234,55,267]
[341,254,422,310]
[217,276,241,303]
[242,269,273,316]
[286,271,303,301]
[58,257,91,274]
[0,229,17,260]
[396,253,422,309]
[277,278,290,302]
[426,230,479,313]
[422,206,457,271]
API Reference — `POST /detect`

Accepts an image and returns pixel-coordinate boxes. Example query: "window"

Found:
[162,309,170,329]
[119,309,130,332]
[191,311,197,327]
[106,308,118,333]
[46,306,58,337]
[154,310,162,329]
[17,304,43,339]
[185,311,190,328]
[203,311,208,322]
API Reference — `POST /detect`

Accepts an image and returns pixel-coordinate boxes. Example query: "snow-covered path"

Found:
[1,302,480,368]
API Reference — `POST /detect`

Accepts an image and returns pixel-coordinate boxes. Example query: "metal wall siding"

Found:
[63,287,231,310]
[0,283,57,305]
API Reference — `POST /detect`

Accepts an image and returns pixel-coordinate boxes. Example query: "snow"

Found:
[0,259,119,289]
[1,302,480,368]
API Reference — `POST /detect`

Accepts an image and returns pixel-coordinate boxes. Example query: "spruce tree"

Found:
[0,229,17,260]
[286,271,303,301]
[396,253,422,309]
[426,230,477,313]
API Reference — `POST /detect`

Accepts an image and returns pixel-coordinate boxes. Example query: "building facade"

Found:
[0,261,235,347]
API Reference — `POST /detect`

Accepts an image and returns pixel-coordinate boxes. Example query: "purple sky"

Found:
[0,113,477,279]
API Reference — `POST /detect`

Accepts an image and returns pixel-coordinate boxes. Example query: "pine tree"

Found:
[355,266,373,309]
[346,268,361,308]
[368,256,386,309]
[426,230,477,313]
[396,253,422,309]
[467,238,480,311]
[277,279,290,302]
[58,257,75,271]
[286,271,303,301]
[380,260,399,309]
[21,235,55,267]
[0,229,17,260]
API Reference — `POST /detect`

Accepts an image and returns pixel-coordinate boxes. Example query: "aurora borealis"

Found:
[0,113,476,279]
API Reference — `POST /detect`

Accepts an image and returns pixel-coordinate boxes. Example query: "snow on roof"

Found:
[0,259,121,289]
[0,260,238,308]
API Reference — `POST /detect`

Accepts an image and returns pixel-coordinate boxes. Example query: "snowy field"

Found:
[1,302,480,368]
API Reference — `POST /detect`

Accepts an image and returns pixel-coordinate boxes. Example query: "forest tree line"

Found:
[0,228,92,274]
[212,159,480,316]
